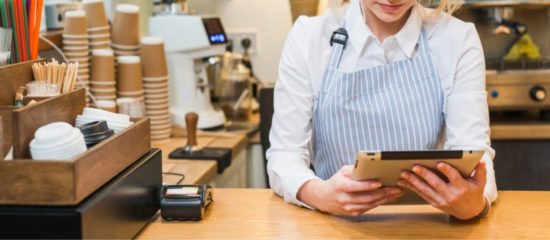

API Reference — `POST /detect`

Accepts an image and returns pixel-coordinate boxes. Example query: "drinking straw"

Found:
[7,0,20,62]
[28,0,36,59]
[22,0,29,61]
[32,0,43,59]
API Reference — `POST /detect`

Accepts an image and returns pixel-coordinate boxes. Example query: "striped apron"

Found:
[313,27,444,180]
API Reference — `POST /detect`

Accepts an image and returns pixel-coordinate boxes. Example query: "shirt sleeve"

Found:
[443,23,498,204]
[266,17,320,208]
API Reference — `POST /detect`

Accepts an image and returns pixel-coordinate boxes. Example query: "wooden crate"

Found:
[0,59,45,160]
[0,60,43,106]
[0,89,152,206]
[0,107,16,157]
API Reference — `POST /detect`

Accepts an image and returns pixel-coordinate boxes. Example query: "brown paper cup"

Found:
[91,90,116,97]
[89,35,111,43]
[111,4,140,46]
[64,11,88,35]
[91,49,115,82]
[83,0,109,28]
[139,37,168,78]
[117,55,143,92]
[94,95,117,100]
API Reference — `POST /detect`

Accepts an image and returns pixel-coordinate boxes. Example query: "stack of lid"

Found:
[83,0,111,51]
[139,37,171,141]
[117,55,144,101]
[90,49,116,111]
[111,4,140,58]
[62,10,90,103]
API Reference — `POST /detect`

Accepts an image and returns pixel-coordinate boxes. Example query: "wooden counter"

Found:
[137,189,550,239]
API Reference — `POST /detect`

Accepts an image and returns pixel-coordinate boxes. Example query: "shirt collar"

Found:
[345,1,423,58]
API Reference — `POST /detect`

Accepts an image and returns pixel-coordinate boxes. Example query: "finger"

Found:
[343,194,402,215]
[337,178,382,193]
[437,162,467,187]
[472,161,487,187]
[412,165,451,195]
[400,171,445,205]
[398,179,439,206]
[339,165,355,176]
[345,187,402,204]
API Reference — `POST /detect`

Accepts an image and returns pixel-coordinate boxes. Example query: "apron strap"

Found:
[328,28,348,69]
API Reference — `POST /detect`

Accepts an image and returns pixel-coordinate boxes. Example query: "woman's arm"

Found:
[266,16,320,207]
[399,22,497,220]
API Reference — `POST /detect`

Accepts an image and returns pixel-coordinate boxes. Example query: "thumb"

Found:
[472,161,487,187]
[339,165,355,177]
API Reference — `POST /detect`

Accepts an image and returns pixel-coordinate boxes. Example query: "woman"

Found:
[267,0,497,220]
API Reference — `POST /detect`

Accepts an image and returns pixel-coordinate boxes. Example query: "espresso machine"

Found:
[456,2,550,191]
[149,0,227,129]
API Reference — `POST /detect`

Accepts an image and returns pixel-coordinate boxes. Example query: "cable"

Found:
[162,172,186,184]
[38,35,100,108]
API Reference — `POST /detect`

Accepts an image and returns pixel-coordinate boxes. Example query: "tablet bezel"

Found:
[351,150,484,205]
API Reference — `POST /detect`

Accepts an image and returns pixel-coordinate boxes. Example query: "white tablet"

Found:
[351,150,484,204]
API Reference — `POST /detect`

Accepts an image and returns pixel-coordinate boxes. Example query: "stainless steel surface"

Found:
[487,70,550,110]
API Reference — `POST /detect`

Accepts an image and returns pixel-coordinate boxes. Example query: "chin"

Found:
[374,13,403,23]
[372,11,404,23]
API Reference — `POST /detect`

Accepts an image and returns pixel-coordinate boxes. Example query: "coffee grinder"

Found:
[149,0,227,129]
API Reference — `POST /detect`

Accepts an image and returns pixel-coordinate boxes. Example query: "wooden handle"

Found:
[186,112,199,147]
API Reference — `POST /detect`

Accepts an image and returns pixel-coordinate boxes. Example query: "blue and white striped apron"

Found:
[313,27,444,180]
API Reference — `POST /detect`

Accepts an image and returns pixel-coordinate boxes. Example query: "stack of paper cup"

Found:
[111,4,140,57]
[83,0,111,51]
[117,56,144,101]
[62,10,91,100]
[90,49,116,108]
[139,37,171,141]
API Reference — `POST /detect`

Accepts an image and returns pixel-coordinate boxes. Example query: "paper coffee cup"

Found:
[91,91,117,97]
[145,102,169,110]
[143,81,169,89]
[90,84,116,90]
[150,116,171,124]
[139,37,169,78]
[91,49,115,83]
[95,100,117,113]
[144,87,169,94]
[83,0,109,29]
[94,95,117,100]
[143,75,168,82]
[64,11,88,35]
[117,56,143,92]
[111,4,140,46]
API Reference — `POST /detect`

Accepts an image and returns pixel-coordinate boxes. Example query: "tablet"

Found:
[351,150,484,205]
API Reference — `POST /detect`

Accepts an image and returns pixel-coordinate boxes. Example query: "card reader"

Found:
[160,185,213,221]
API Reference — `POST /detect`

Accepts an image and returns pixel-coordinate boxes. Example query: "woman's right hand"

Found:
[297,165,404,216]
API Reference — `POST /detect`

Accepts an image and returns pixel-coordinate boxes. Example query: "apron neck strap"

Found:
[329,27,348,69]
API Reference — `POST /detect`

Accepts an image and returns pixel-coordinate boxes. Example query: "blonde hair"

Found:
[329,0,463,16]
[422,0,463,16]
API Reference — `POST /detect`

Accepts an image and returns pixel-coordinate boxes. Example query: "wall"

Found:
[188,0,293,84]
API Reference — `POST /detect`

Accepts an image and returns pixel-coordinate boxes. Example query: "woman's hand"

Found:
[398,162,487,220]
[297,165,404,216]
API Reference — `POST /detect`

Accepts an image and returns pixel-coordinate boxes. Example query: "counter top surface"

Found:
[137,189,550,239]
[153,134,248,185]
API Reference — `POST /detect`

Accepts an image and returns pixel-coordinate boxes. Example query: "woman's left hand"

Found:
[398,161,487,220]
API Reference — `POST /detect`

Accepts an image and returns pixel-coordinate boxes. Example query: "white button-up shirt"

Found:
[266,0,497,208]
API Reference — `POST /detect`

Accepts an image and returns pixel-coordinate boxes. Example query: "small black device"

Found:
[160,184,213,221]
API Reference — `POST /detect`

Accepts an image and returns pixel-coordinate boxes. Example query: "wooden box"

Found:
[0,60,44,159]
[0,89,151,205]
